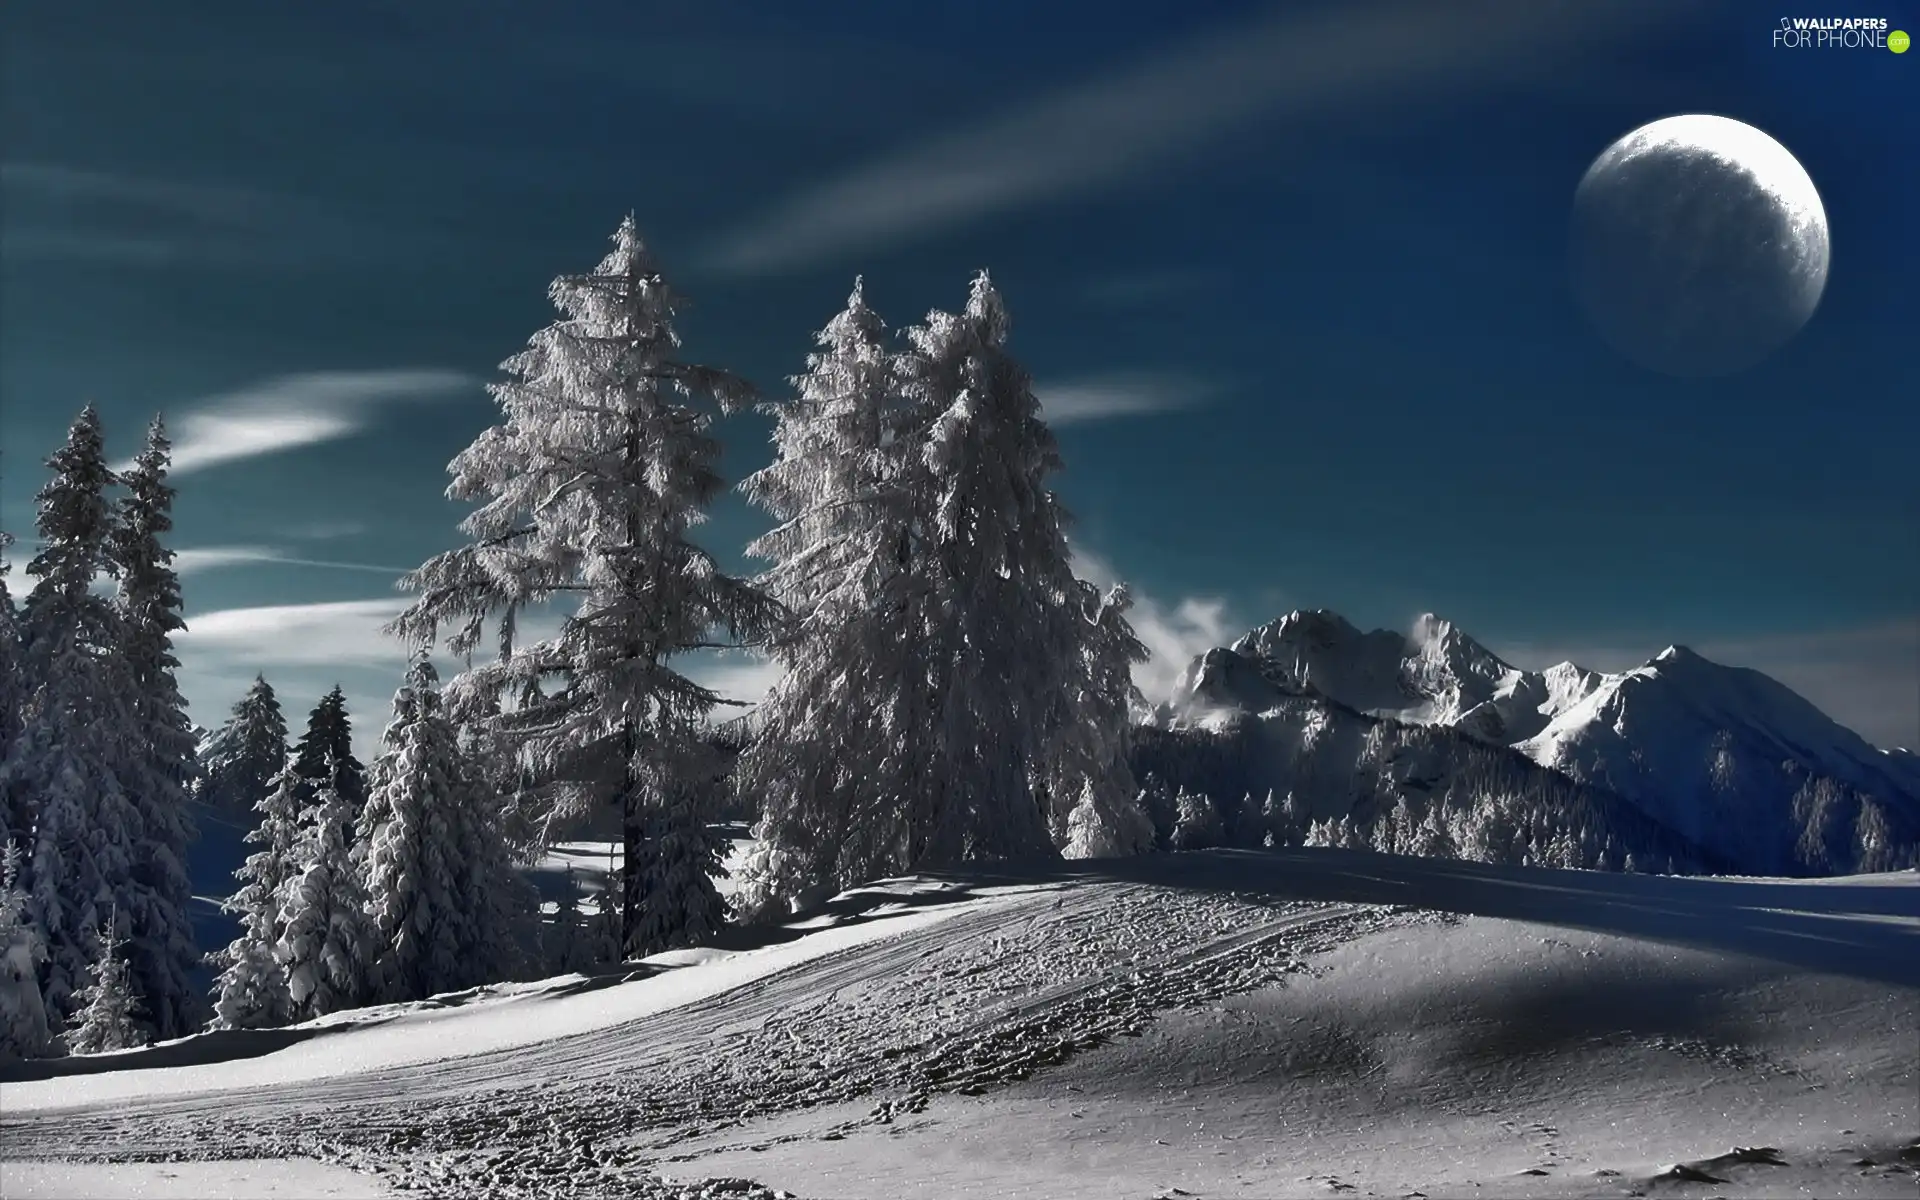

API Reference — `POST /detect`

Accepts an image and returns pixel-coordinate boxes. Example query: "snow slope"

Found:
[671,910,1917,1199]
[1162,609,1920,874]
[5,850,1915,1198]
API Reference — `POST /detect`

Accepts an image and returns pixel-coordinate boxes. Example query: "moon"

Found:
[1568,114,1829,378]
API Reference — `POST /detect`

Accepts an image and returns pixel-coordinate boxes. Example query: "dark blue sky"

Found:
[3,0,1916,752]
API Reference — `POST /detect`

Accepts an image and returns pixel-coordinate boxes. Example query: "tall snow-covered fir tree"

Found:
[107,416,204,1040]
[0,845,56,1060]
[197,676,290,816]
[209,764,304,1029]
[0,529,24,859]
[901,273,1126,865]
[276,755,376,1021]
[292,687,367,814]
[362,659,530,1003]
[63,915,146,1055]
[740,273,1134,911]
[2,407,144,1023]
[387,216,778,958]
[735,278,917,911]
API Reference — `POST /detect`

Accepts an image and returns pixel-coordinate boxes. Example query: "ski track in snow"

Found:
[0,880,1416,1199]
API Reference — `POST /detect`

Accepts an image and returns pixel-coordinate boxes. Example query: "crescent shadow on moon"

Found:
[1568,114,1830,379]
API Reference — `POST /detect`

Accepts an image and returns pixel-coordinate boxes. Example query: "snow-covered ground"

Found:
[5,849,1916,1199]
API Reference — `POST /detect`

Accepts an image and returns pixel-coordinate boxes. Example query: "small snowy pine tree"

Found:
[276,761,377,1020]
[1061,778,1155,860]
[64,918,147,1055]
[1169,789,1224,852]
[198,676,290,815]
[632,785,730,955]
[209,765,305,1029]
[363,660,531,1001]
[292,687,367,815]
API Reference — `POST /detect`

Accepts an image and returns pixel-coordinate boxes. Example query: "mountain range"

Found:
[1147,609,1920,876]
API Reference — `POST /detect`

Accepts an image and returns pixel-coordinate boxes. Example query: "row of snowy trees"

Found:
[383,219,1150,954]
[3,217,1154,1054]
[1141,778,1674,873]
[0,414,202,1059]
[204,665,534,1029]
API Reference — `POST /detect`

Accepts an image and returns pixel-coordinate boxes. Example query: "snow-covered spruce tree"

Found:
[1062,781,1155,860]
[896,273,1097,865]
[276,756,377,1020]
[209,765,304,1029]
[361,659,531,1003]
[1229,792,1266,850]
[107,416,204,1040]
[1169,788,1224,851]
[734,278,917,910]
[387,217,778,959]
[292,687,367,815]
[197,676,290,815]
[741,273,1127,908]
[0,530,24,857]
[0,845,56,1060]
[630,785,729,952]
[2,407,143,1024]
[1411,805,1457,859]
[64,915,147,1055]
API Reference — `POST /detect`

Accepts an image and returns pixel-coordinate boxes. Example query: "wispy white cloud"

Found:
[178,599,413,670]
[1081,268,1226,308]
[709,0,1695,274]
[1038,374,1212,426]
[1,162,267,223]
[1071,547,1240,704]
[173,599,413,762]
[173,545,409,577]
[138,369,475,476]
[0,161,287,267]
[288,520,368,542]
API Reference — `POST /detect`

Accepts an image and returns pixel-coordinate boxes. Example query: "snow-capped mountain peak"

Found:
[1162,609,1920,876]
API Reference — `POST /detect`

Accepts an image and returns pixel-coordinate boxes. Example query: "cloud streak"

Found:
[709,0,1696,274]
[138,369,475,476]
[0,161,297,268]
[1038,374,1212,426]
[178,599,414,670]
[1,162,267,223]
[172,545,410,577]
[1071,547,1240,704]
